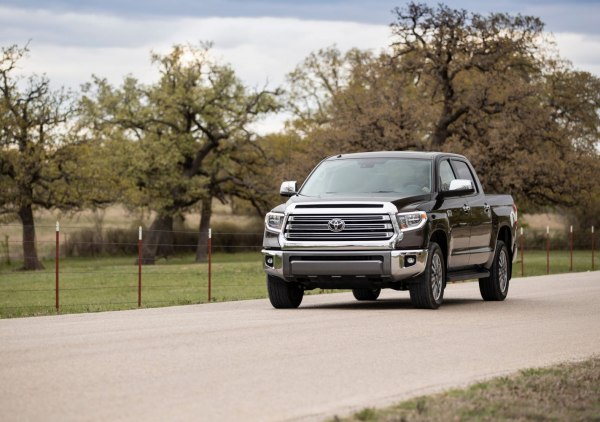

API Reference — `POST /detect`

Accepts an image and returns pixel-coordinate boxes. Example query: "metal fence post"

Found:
[138,226,142,307]
[546,226,550,275]
[569,225,573,272]
[520,227,524,277]
[55,221,60,312]
[593,226,596,271]
[3,234,9,264]
[208,228,212,303]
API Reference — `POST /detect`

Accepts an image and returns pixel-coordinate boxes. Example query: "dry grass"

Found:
[335,357,600,422]
[522,213,567,231]
[0,203,261,259]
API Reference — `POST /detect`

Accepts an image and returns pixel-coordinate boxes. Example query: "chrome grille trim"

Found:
[284,214,394,241]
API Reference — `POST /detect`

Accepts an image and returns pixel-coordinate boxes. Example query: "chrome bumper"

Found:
[262,249,428,282]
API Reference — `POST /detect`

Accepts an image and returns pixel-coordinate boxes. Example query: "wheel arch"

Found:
[497,224,513,279]
[429,229,448,268]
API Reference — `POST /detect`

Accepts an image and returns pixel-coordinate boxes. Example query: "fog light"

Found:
[406,255,416,267]
[265,256,274,267]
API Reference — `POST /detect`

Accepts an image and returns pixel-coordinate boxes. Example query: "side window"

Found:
[439,159,456,191]
[451,160,477,192]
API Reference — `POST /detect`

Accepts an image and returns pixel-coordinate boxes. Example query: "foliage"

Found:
[286,2,600,210]
[80,43,281,263]
[0,44,116,270]
[391,2,545,147]
[255,131,319,208]
[2,2,600,271]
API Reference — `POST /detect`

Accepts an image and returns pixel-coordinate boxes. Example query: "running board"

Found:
[447,269,490,281]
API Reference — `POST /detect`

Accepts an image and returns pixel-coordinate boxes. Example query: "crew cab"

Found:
[262,151,517,309]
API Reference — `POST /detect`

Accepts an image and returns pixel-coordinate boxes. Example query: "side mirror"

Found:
[280,181,297,197]
[438,179,475,198]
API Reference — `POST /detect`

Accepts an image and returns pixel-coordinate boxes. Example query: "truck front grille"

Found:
[284,214,395,241]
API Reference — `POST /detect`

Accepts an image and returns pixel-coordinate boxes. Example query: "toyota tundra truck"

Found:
[262,151,518,309]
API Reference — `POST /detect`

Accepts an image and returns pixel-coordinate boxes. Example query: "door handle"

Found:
[462,204,471,213]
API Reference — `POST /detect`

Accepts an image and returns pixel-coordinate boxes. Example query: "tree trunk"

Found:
[431,122,449,148]
[17,204,44,270]
[195,196,213,263]
[141,214,174,265]
[431,100,453,148]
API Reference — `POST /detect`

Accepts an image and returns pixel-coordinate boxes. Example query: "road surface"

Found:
[1,272,599,421]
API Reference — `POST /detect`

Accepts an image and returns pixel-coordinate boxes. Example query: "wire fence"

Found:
[0,223,267,317]
[0,223,597,318]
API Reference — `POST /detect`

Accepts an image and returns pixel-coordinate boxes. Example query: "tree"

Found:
[288,47,428,154]
[390,2,545,147]
[0,45,114,270]
[193,138,275,262]
[286,4,599,210]
[81,44,280,264]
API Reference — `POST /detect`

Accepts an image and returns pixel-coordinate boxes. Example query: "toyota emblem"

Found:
[328,218,346,232]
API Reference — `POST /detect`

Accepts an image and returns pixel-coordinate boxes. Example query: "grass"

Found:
[0,250,597,319]
[334,357,600,422]
[0,252,268,318]
[514,249,596,277]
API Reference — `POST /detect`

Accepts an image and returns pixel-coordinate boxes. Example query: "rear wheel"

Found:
[267,275,303,308]
[352,288,381,301]
[479,240,509,301]
[409,242,445,309]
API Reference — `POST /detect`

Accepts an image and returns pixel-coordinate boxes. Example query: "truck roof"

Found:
[327,151,466,160]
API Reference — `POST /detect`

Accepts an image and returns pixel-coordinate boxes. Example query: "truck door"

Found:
[450,159,493,266]
[438,159,471,268]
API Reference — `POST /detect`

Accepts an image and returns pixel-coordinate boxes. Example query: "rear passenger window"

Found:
[439,160,455,191]
[451,160,477,192]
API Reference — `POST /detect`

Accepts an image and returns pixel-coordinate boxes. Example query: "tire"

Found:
[479,240,510,301]
[267,275,303,309]
[352,288,381,301]
[409,242,445,309]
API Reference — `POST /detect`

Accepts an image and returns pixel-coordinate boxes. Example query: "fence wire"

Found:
[0,223,597,317]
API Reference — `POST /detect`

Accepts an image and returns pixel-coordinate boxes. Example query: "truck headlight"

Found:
[265,212,285,233]
[396,211,427,231]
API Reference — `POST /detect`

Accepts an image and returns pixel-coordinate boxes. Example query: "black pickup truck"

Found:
[262,151,518,309]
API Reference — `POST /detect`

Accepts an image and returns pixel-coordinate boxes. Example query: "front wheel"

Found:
[479,240,510,301]
[409,242,445,309]
[267,275,303,309]
[352,288,381,301]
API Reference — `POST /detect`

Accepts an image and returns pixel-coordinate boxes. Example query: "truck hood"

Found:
[277,193,433,213]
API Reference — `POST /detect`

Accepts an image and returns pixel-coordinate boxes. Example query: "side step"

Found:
[447,269,490,282]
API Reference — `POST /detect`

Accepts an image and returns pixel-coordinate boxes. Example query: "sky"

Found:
[1,0,599,133]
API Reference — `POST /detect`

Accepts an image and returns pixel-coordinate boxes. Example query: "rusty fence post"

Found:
[208,228,212,303]
[55,221,60,313]
[520,227,524,277]
[546,226,550,275]
[3,234,9,265]
[138,226,142,307]
[569,225,573,272]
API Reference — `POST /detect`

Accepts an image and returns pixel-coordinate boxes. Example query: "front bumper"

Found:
[262,249,428,283]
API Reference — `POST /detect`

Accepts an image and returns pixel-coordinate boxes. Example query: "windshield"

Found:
[300,157,432,197]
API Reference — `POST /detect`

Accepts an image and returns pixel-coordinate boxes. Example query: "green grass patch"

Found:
[515,249,596,277]
[333,357,600,422]
[0,250,597,318]
[0,252,268,318]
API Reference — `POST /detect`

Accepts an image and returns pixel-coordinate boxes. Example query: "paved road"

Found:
[1,272,599,421]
